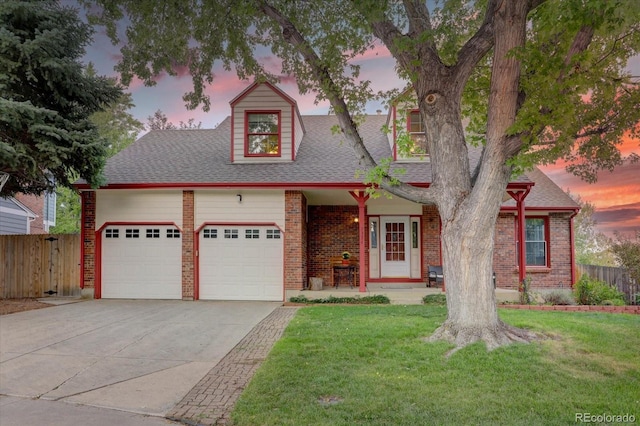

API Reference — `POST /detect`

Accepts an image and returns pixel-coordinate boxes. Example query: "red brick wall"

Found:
[307,205,360,285]
[422,205,441,280]
[14,193,46,233]
[284,191,308,290]
[493,213,518,289]
[493,212,574,290]
[542,213,574,289]
[81,191,96,292]
[182,191,195,299]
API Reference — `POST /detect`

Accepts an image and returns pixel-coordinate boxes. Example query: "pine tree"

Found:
[0,0,121,196]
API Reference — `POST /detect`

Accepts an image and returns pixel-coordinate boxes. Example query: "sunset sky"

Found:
[81,8,640,239]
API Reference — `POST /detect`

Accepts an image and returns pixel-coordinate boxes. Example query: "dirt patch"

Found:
[0,298,52,315]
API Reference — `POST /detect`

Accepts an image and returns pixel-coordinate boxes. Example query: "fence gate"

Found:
[0,234,81,298]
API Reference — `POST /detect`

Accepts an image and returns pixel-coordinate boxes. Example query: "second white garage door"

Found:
[199,225,283,301]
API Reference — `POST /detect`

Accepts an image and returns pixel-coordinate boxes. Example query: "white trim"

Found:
[0,200,37,218]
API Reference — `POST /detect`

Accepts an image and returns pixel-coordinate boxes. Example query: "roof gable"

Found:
[230,81,297,108]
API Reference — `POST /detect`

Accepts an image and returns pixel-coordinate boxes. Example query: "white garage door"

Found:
[199,225,283,301]
[102,225,182,299]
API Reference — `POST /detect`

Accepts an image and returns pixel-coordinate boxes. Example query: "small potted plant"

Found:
[341,251,351,265]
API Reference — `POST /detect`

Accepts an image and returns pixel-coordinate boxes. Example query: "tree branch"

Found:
[453,0,498,86]
[402,0,433,41]
[258,0,436,204]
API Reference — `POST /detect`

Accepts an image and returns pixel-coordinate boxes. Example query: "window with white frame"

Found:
[519,218,548,267]
[245,229,260,239]
[246,112,280,156]
[146,228,160,238]
[266,229,281,239]
[105,228,119,238]
[203,229,217,239]
[167,229,181,239]
[224,229,239,239]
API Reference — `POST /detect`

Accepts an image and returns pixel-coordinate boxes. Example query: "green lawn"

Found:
[232,306,640,426]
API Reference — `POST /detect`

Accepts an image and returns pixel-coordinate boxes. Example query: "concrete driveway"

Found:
[0,300,280,420]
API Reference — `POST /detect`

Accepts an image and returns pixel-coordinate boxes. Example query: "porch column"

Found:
[350,191,369,292]
[507,188,530,291]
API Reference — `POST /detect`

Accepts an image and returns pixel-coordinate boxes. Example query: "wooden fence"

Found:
[1,234,81,298]
[576,263,638,305]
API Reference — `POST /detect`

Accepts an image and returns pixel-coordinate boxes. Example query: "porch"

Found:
[286,283,520,305]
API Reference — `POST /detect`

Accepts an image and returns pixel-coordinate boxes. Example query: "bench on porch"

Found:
[427,265,444,287]
[329,256,359,288]
[427,265,497,288]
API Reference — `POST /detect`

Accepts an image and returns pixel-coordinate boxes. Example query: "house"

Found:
[0,192,56,235]
[76,82,579,301]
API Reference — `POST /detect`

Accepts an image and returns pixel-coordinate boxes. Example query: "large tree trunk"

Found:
[422,0,536,352]
[428,196,537,352]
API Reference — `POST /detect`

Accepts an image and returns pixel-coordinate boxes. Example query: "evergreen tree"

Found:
[0,0,121,196]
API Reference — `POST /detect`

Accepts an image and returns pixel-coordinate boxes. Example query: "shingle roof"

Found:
[503,167,579,210]
[98,114,577,209]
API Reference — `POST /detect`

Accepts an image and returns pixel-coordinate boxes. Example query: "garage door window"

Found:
[146,228,160,238]
[105,229,119,238]
[224,229,238,239]
[126,229,140,238]
[266,229,280,239]
[203,229,217,238]
[167,229,181,238]
[245,229,260,239]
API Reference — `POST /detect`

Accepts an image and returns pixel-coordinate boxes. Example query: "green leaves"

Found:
[1,1,122,195]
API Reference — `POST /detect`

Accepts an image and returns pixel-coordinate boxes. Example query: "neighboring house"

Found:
[0,192,56,235]
[0,197,37,234]
[76,82,579,301]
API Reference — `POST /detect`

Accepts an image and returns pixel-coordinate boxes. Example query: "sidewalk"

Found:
[166,306,299,425]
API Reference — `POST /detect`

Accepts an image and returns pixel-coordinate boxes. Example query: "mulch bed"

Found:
[0,298,52,315]
[499,304,639,314]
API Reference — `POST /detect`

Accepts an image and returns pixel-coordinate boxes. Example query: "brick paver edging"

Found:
[499,304,639,314]
[167,306,299,426]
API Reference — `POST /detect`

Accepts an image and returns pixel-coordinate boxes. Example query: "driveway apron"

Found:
[0,300,280,417]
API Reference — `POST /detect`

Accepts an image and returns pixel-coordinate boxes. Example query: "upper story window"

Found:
[406,110,428,157]
[246,111,280,156]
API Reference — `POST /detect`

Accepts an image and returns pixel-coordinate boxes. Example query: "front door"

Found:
[380,216,410,277]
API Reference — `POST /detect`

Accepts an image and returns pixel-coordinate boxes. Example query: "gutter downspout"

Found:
[79,191,85,289]
[569,208,579,288]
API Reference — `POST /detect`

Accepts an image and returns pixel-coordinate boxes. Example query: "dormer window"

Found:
[407,110,428,156]
[246,111,281,156]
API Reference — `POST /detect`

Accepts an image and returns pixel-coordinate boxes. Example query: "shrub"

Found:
[422,294,447,306]
[520,276,534,305]
[288,294,390,304]
[542,290,575,306]
[573,274,626,305]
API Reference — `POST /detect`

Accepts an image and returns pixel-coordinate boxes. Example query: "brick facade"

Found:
[493,212,574,290]
[182,191,195,299]
[307,205,360,286]
[81,189,574,299]
[284,191,308,290]
[81,191,96,292]
[14,193,46,233]
[306,204,573,290]
[421,205,441,279]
